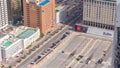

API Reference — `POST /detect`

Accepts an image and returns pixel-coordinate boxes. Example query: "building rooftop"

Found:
[26,0,50,6]
[17,29,36,39]
[1,35,20,48]
[56,5,64,11]
[56,5,69,12]
[3,41,12,47]
[0,26,39,48]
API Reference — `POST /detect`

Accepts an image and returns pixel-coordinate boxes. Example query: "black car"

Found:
[60,34,67,40]
[55,40,60,44]
[37,56,41,59]
[47,48,50,51]
[52,43,56,45]
[34,58,38,62]
[62,51,64,53]
[65,32,70,35]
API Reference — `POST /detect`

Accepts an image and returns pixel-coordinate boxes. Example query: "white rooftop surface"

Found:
[8,26,38,37]
[0,26,38,48]
[56,5,65,11]
[39,32,112,68]
[0,35,19,48]
[10,26,29,36]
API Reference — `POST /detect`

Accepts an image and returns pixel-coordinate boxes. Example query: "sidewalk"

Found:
[1,24,65,68]
[33,32,75,68]
[15,24,67,68]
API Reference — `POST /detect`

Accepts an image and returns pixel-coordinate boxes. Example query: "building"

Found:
[0,32,23,62]
[83,0,116,30]
[56,5,69,24]
[113,0,120,68]
[56,3,82,24]
[1,38,23,62]
[7,0,23,25]
[0,0,23,27]
[9,26,40,49]
[23,0,56,34]
[15,26,40,48]
[0,0,9,29]
[0,32,8,61]
[0,26,40,61]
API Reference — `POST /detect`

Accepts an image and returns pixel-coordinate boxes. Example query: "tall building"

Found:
[23,0,56,34]
[113,0,120,68]
[0,0,9,29]
[83,0,116,30]
[7,0,23,25]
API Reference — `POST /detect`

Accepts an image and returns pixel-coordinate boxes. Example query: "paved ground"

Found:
[38,31,112,68]
[16,27,69,68]
[14,10,81,68]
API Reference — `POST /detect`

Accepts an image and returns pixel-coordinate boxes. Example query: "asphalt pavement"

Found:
[16,27,68,68]
[16,13,84,68]
[39,32,112,68]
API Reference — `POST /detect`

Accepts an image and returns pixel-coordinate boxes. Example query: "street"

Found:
[16,27,68,68]
[16,10,81,68]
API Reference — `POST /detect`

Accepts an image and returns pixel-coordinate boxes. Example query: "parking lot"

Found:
[38,31,112,68]
[23,31,71,68]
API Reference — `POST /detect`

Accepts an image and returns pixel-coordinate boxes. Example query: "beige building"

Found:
[0,0,9,29]
[83,0,116,30]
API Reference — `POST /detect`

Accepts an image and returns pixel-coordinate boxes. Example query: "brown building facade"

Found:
[23,0,56,34]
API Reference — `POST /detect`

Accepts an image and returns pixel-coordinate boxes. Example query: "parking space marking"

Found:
[66,38,93,67]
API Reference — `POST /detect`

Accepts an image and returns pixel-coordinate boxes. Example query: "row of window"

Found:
[84,0,116,6]
[84,3,116,23]
[83,20,114,30]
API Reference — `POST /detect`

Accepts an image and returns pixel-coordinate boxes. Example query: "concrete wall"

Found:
[0,35,9,61]
[23,28,40,48]
[87,27,114,39]
[1,39,22,61]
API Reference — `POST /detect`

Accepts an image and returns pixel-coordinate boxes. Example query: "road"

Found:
[16,12,81,68]
[16,27,68,68]
[39,32,112,68]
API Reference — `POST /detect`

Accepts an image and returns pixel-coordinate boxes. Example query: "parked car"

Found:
[65,31,70,35]
[37,56,41,59]
[41,53,45,55]
[60,34,67,40]
[44,50,47,53]
[30,62,34,64]
[47,48,50,51]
